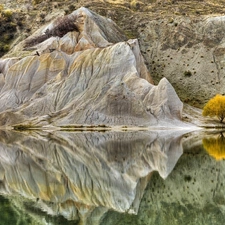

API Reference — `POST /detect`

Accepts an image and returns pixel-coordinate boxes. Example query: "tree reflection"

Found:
[202,133,225,160]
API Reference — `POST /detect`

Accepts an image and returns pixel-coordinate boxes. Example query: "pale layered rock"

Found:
[0,8,184,128]
[0,130,185,223]
[0,58,19,75]
[0,58,19,89]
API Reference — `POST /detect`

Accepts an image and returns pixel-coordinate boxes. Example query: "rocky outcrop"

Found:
[2,1,225,109]
[0,129,185,223]
[0,7,185,128]
[139,15,225,108]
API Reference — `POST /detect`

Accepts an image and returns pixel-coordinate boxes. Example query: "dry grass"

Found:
[0,0,225,57]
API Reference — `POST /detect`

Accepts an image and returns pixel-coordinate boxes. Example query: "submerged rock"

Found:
[0,7,184,128]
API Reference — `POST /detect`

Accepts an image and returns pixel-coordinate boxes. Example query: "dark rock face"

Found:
[0,7,184,128]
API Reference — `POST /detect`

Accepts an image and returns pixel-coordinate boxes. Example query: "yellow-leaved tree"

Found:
[203,134,225,160]
[202,94,225,123]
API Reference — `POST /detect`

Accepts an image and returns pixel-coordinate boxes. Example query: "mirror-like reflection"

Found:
[99,130,225,225]
[0,195,76,225]
[203,132,225,160]
[0,129,186,225]
[1,129,225,224]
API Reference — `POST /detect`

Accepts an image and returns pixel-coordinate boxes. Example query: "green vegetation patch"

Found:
[0,5,17,56]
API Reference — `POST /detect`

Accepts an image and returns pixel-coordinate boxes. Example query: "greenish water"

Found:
[0,195,77,225]
[0,130,224,225]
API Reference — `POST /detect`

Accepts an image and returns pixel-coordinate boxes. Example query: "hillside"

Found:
[1,0,225,108]
[0,7,190,129]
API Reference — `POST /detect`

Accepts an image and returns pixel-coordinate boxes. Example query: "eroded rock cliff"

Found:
[0,7,184,128]
[1,1,225,108]
[139,15,225,108]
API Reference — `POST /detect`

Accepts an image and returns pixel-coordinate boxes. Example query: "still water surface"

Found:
[0,129,224,225]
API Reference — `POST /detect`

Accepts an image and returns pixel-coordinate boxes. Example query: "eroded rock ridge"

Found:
[0,7,183,128]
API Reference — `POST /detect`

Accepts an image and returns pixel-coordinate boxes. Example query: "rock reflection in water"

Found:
[0,129,186,224]
[102,131,225,225]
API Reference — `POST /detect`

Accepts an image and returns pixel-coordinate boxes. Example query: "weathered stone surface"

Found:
[0,130,184,223]
[139,16,225,107]
[33,7,125,53]
[7,7,127,57]
[0,7,184,128]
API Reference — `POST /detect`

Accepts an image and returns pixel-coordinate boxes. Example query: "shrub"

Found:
[3,34,10,41]
[32,0,44,5]
[2,9,13,21]
[39,12,46,19]
[130,0,142,10]
[69,4,75,12]
[0,43,10,53]
[3,44,9,52]
[202,94,225,123]
[0,4,4,12]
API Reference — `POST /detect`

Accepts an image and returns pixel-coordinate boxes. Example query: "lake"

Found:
[0,129,224,225]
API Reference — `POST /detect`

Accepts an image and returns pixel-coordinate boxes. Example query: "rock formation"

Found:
[2,1,225,109]
[0,7,185,128]
[139,16,225,108]
[0,129,185,224]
